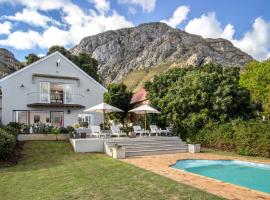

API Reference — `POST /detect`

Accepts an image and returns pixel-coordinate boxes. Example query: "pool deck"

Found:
[122,152,270,200]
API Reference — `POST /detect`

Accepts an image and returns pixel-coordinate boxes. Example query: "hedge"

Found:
[194,120,270,157]
[0,128,16,160]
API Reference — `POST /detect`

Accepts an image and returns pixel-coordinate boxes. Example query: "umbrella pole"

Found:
[144,111,147,130]
[103,110,105,130]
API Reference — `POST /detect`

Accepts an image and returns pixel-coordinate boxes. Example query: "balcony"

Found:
[26,92,85,108]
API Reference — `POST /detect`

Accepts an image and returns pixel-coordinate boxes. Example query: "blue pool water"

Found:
[172,159,270,194]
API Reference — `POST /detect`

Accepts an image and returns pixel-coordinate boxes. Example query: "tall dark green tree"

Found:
[47,45,102,83]
[25,53,40,65]
[145,63,255,138]
[104,83,132,125]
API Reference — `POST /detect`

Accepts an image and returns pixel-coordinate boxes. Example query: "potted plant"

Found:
[186,138,201,153]
[112,143,126,159]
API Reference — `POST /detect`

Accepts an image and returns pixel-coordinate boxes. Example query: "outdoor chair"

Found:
[133,125,149,136]
[90,125,108,138]
[150,125,168,136]
[76,127,92,138]
[110,125,127,137]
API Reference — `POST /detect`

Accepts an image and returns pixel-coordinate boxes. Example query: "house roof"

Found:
[0,51,107,92]
[130,88,147,104]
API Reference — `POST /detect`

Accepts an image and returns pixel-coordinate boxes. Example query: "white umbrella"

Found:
[84,102,124,129]
[129,105,160,130]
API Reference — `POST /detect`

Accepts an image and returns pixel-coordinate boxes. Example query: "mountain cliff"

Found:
[70,22,253,88]
[0,48,20,77]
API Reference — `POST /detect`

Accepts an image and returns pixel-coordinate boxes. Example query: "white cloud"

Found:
[88,0,110,13]
[185,12,232,39]
[3,8,60,28]
[185,12,270,60]
[0,0,133,50]
[233,17,270,61]
[118,0,156,12]
[128,7,137,15]
[161,6,190,28]
[0,21,12,34]
[0,30,41,49]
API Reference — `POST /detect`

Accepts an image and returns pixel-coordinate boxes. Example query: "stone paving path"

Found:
[122,153,270,200]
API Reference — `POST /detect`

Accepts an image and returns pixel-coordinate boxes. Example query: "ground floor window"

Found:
[13,110,64,127]
[14,110,29,125]
[78,114,93,127]
[51,111,64,127]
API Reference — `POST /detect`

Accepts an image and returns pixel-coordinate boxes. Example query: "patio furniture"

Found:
[133,125,150,136]
[110,125,127,137]
[84,103,124,130]
[76,127,92,138]
[150,125,168,136]
[129,105,160,130]
[90,125,108,138]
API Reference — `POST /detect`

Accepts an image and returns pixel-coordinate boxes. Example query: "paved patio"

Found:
[122,152,270,200]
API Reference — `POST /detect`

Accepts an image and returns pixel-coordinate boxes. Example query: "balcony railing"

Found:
[26,92,85,108]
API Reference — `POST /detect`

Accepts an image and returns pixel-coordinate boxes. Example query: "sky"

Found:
[0,0,269,61]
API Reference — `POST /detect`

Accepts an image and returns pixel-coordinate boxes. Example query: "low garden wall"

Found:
[17,134,69,141]
[70,138,105,152]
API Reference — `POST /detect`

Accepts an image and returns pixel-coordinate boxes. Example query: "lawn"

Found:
[0,141,223,200]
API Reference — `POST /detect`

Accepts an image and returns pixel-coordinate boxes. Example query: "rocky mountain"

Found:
[0,48,20,77]
[70,22,253,88]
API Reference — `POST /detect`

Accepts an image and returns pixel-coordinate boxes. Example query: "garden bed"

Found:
[17,134,69,141]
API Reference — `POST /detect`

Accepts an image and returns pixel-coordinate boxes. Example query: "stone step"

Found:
[126,144,187,151]
[105,141,186,147]
[126,148,188,157]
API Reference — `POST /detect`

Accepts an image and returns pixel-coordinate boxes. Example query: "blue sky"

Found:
[0,0,269,61]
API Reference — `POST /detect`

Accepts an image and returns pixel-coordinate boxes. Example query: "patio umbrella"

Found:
[84,102,124,129]
[128,105,160,130]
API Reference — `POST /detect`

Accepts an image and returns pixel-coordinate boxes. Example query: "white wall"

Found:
[0,52,106,127]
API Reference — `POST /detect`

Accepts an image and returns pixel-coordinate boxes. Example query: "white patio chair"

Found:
[110,125,127,137]
[133,125,149,136]
[150,125,168,136]
[90,125,108,138]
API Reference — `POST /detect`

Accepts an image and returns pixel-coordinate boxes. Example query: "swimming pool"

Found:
[172,159,270,194]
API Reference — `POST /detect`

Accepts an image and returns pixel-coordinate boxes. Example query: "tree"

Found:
[104,83,132,125]
[47,45,102,83]
[72,53,102,83]
[240,60,270,112]
[25,53,40,65]
[47,45,72,58]
[145,63,255,138]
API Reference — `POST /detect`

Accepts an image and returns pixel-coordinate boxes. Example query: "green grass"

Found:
[0,141,223,200]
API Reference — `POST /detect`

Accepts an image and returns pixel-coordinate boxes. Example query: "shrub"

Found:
[195,120,270,158]
[0,128,16,160]
[66,126,75,133]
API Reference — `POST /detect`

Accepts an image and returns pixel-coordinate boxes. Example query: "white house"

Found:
[0,51,107,128]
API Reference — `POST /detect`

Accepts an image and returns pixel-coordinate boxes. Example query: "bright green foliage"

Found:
[195,120,270,158]
[47,45,102,83]
[104,83,132,124]
[25,53,40,65]
[240,60,270,112]
[0,128,16,160]
[145,64,255,138]
[0,141,222,200]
